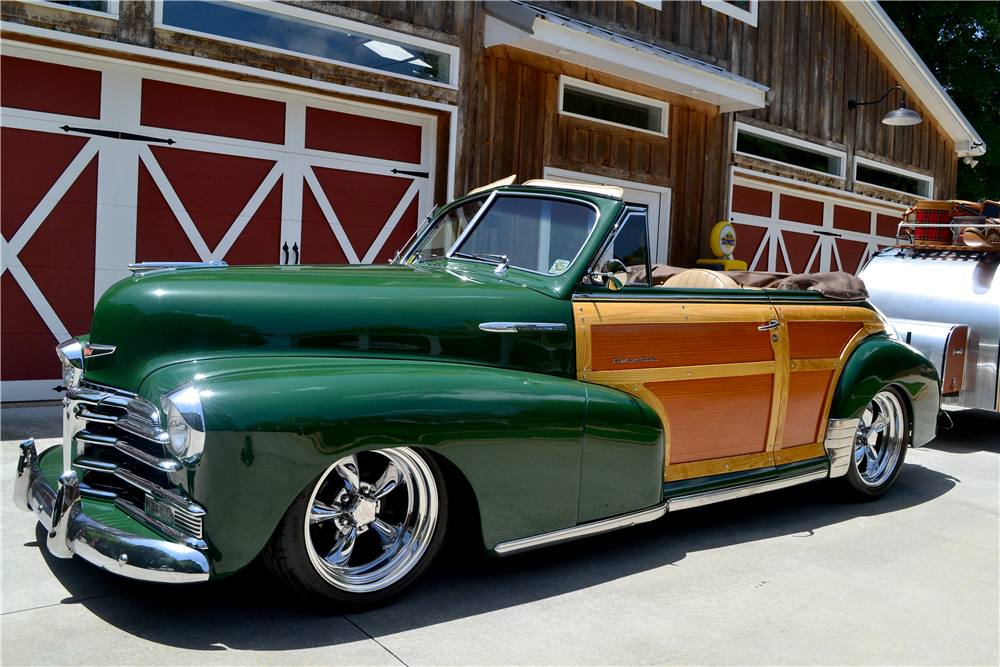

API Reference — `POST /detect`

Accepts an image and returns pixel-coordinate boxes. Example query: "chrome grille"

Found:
[66,381,205,546]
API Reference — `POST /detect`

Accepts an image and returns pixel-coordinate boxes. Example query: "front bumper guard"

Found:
[14,439,209,583]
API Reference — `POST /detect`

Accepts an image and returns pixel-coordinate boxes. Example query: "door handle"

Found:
[758,319,780,331]
[282,242,289,265]
[292,242,299,265]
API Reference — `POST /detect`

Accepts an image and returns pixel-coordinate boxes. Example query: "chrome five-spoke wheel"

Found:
[264,447,447,606]
[843,387,909,500]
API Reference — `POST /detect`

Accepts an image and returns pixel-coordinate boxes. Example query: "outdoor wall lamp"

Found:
[848,85,922,126]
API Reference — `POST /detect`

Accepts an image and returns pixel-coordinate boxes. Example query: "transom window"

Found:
[157,1,457,86]
[735,122,846,179]
[39,0,118,15]
[702,0,758,27]
[559,77,669,137]
[854,157,933,198]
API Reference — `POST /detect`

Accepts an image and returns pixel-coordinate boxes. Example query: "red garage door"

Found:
[728,174,905,275]
[1,45,437,401]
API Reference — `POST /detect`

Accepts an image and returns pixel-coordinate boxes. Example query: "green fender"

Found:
[140,357,612,577]
[829,336,940,447]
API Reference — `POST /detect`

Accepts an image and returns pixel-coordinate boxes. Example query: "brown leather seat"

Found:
[661,268,740,289]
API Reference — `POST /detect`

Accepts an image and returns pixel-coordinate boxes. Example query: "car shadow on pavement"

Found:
[924,409,1000,455]
[33,460,957,653]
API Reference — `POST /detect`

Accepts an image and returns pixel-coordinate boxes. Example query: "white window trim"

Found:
[854,156,933,199]
[702,0,758,27]
[636,0,662,10]
[557,76,669,138]
[26,0,119,18]
[153,0,460,89]
[734,121,847,180]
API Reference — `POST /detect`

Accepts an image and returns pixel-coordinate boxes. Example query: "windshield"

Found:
[449,196,598,275]
[405,198,486,263]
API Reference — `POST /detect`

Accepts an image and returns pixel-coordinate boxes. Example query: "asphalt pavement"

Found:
[2,404,997,666]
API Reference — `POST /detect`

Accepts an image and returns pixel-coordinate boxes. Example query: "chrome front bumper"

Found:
[14,439,209,583]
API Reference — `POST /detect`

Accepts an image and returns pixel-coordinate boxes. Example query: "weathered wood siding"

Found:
[729,1,956,199]
[465,46,726,267]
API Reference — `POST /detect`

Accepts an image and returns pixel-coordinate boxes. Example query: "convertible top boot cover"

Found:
[725,271,869,301]
[637,263,869,301]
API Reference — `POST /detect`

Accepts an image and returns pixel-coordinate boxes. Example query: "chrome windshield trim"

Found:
[401,193,494,264]
[444,191,604,277]
[444,190,499,258]
[479,322,569,333]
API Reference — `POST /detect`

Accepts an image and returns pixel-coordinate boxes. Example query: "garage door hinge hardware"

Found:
[812,230,842,238]
[60,125,176,145]
[391,168,429,178]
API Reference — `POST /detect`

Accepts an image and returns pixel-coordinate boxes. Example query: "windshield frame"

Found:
[440,191,603,277]
[400,191,496,265]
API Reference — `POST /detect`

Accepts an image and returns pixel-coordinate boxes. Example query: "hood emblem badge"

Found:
[83,343,116,359]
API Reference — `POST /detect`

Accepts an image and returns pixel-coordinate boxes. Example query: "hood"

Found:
[83,262,575,392]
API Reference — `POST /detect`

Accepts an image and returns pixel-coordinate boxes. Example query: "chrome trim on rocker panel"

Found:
[825,417,861,478]
[493,467,832,556]
[667,470,829,512]
[494,501,668,556]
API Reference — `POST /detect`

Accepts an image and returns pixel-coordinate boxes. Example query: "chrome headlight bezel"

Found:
[55,339,84,389]
[160,384,207,464]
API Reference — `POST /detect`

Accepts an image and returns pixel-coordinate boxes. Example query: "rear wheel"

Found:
[263,447,447,607]
[841,387,909,500]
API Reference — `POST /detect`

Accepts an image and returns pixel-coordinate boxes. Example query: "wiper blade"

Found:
[452,252,506,264]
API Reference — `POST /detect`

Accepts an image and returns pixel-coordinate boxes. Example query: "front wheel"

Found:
[263,447,447,608]
[841,387,909,500]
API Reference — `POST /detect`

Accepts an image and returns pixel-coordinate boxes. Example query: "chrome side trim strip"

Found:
[479,322,569,333]
[667,469,830,512]
[824,417,861,479]
[494,502,668,556]
[127,260,227,275]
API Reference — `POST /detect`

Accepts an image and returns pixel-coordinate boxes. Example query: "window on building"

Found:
[854,157,933,198]
[158,1,456,86]
[702,0,758,27]
[43,1,118,15]
[559,77,668,136]
[735,123,846,178]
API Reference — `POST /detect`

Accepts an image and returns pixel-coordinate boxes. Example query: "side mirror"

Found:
[588,259,628,291]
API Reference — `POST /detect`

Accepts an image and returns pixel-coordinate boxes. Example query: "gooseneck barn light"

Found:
[848,85,923,126]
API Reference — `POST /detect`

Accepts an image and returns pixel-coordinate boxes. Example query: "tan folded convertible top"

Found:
[629,264,869,301]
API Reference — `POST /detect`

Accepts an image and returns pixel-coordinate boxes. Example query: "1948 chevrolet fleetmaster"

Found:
[14,178,940,606]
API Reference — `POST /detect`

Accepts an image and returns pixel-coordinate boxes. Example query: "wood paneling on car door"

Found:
[575,299,781,478]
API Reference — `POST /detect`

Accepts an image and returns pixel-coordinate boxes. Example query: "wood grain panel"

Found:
[942,326,968,396]
[590,322,774,371]
[788,321,863,359]
[650,374,772,464]
[664,451,775,483]
[782,370,835,448]
[774,441,827,466]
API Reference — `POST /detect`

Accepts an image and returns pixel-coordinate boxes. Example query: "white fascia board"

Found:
[512,17,766,112]
[842,1,986,157]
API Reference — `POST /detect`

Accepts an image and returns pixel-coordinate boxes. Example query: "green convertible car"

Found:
[15,178,939,606]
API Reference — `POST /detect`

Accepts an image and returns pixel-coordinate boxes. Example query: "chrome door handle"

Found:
[758,319,780,331]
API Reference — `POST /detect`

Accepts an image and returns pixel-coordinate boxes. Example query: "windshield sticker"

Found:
[549,259,570,274]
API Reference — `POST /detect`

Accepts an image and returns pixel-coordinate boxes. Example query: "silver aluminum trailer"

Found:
[859,247,1000,412]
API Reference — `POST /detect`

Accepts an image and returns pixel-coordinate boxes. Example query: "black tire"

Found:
[840,386,909,501]
[263,447,448,609]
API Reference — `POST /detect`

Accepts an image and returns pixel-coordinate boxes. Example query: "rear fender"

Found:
[829,337,940,447]
[140,357,587,576]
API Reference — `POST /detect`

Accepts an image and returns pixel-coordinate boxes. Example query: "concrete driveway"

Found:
[2,404,997,666]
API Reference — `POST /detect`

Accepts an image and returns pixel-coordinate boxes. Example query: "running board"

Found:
[493,469,828,556]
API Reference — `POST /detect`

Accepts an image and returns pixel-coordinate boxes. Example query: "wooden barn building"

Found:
[0,0,986,401]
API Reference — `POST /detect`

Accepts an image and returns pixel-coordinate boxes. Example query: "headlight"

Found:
[55,339,84,389]
[160,384,207,463]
